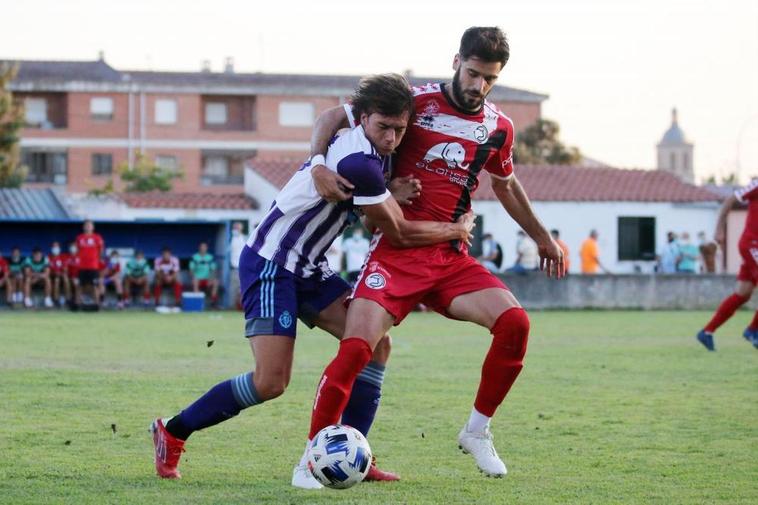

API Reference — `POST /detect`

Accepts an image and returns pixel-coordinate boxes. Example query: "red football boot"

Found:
[150,418,185,479]
[363,456,400,482]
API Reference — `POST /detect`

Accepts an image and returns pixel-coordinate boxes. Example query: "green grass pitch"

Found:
[1,310,756,504]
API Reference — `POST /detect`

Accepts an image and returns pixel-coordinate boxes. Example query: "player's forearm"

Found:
[310,106,349,156]
[493,177,551,244]
[387,220,464,248]
[714,196,735,238]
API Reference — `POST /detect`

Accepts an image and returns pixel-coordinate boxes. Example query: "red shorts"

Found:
[352,243,508,324]
[737,236,758,284]
[197,279,215,289]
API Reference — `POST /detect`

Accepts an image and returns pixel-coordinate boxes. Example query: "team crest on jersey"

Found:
[278,310,293,329]
[365,272,386,290]
[474,125,489,143]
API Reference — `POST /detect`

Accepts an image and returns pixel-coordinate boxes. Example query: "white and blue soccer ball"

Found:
[307,424,372,489]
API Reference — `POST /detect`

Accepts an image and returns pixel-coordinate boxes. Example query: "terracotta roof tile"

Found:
[249,160,721,203]
[118,192,258,209]
[476,166,721,203]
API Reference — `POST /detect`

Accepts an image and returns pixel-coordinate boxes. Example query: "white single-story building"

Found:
[472,166,722,274]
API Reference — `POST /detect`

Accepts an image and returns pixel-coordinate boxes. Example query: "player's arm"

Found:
[360,197,474,248]
[311,106,354,202]
[491,175,564,278]
[714,194,737,248]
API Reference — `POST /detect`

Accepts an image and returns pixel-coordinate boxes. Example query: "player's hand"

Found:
[389,176,422,206]
[537,237,565,279]
[455,211,476,246]
[312,163,354,202]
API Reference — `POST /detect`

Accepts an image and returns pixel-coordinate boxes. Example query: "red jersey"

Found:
[0,257,7,279]
[48,253,69,274]
[66,255,81,278]
[393,83,514,226]
[75,232,104,270]
[735,179,758,239]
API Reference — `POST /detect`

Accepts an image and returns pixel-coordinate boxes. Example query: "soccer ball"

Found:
[307,424,372,489]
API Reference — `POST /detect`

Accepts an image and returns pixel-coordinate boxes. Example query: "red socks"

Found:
[704,294,750,333]
[309,338,372,439]
[474,308,530,417]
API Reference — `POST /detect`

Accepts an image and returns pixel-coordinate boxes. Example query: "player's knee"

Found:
[491,307,530,361]
[254,372,289,401]
[372,334,392,364]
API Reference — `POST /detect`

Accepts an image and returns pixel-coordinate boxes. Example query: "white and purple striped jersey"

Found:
[247,124,391,278]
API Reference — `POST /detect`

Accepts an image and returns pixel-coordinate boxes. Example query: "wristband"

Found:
[310,154,326,167]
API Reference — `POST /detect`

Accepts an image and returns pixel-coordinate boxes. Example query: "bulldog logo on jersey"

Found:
[420,142,470,170]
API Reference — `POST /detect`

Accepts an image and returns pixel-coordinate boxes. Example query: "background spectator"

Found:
[100,250,124,308]
[657,231,680,274]
[75,220,105,307]
[698,231,718,273]
[477,232,502,273]
[229,222,247,309]
[48,241,70,306]
[551,229,570,274]
[677,232,699,273]
[154,247,182,307]
[580,229,609,274]
[9,247,26,304]
[66,242,81,306]
[23,247,53,308]
[190,242,218,307]
[506,230,539,274]
[0,252,12,305]
[342,228,370,283]
[124,250,151,306]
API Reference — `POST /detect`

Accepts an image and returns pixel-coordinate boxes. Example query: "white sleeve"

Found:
[343,103,357,129]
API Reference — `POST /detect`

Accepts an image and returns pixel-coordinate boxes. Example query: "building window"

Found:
[279,102,314,127]
[201,154,244,185]
[155,155,178,171]
[669,152,676,171]
[155,99,177,124]
[22,150,68,184]
[90,97,114,120]
[91,153,113,175]
[24,98,48,127]
[618,217,656,261]
[683,152,689,170]
[205,103,227,125]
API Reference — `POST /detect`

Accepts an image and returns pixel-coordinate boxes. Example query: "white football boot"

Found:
[291,443,323,490]
[457,424,507,477]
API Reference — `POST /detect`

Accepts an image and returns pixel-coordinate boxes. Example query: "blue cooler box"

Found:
[182,292,205,312]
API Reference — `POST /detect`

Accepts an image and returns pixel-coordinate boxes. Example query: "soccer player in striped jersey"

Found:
[151,74,475,487]
[308,27,565,478]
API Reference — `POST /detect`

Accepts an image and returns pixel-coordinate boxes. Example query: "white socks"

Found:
[466,408,491,434]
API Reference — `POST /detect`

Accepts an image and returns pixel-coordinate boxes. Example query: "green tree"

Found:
[513,118,581,165]
[0,62,27,188]
[118,151,182,192]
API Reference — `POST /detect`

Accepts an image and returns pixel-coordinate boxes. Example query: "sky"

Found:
[5,0,758,182]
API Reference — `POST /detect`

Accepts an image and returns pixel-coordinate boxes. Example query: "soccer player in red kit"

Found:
[697,179,758,350]
[48,241,70,306]
[75,220,105,306]
[308,26,564,477]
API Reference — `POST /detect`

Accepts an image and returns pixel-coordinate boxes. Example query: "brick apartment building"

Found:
[6,57,547,194]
